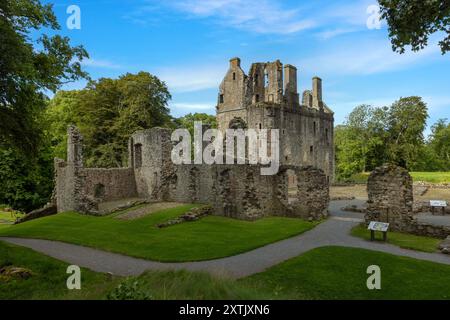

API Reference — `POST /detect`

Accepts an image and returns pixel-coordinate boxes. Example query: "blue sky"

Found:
[47,0,450,134]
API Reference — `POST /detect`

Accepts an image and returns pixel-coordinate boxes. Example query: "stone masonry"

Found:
[365,164,450,238]
[54,58,333,220]
[217,58,334,182]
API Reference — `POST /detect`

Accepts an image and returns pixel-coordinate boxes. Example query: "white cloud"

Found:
[165,0,315,34]
[81,58,123,69]
[301,39,440,76]
[316,27,360,40]
[157,64,225,92]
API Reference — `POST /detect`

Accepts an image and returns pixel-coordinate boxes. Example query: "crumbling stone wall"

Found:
[365,164,450,238]
[55,126,137,213]
[81,168,137,202]
[216,58,334,182]
[365,164,414,231]
[55,125,330,220]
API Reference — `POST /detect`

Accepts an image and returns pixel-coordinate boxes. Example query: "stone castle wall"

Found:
[128,128,329,220]
[216,58,334,181]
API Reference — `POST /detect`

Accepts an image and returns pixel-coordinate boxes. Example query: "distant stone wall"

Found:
[81,168,137,202]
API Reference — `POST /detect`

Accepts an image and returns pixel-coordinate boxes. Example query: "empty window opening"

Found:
[233,72,236,80]
[310,145,314,153]
[255,94,260,103]
[219,94,224,104]
[259,123,262,130]
[134,143,142,168]
[94,183,105,199]
[264,70,269,87]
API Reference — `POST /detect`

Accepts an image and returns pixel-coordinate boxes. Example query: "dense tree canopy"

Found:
[379,0,450,54]
[335,97,448,180]
[0,0,89,151]
[46,72,173,168]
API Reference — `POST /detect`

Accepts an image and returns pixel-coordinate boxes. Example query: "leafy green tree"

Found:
[46,72,172,168]
[335,97,430,179]
[0,0,89,152]
[428,119,450,170]
[176,112,217,136]
[386,96,428,168]
[379,0,450,54]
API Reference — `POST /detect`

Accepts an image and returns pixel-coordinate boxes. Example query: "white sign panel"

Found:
[368,221,389,232]
[430,200,447,207]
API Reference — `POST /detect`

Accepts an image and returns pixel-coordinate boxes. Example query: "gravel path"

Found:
[2,200,450,279]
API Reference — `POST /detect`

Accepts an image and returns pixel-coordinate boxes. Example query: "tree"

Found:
[176,112,217,136]
[0,0,89,152]
[386,96,428,168]
[429,119,450,170]
[334,97,430,180]
[46,72,173,168]
[379,0,450,54]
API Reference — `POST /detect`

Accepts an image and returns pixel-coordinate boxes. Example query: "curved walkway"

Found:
[2,200,450,279]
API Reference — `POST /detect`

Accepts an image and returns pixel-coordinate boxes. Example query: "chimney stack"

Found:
[312,76,323,109]
[284,64,297,94]
[230,57,241,68]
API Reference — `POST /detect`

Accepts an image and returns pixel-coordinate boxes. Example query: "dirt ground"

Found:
[115,202,187,220]
[330,184,450,202]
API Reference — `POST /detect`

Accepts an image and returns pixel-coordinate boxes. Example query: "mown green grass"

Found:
[410,172,450,184]
[0,204,319,262]
[241,246,450,300]
[0,211,25,223]
[344,172,450,184]
[351,224,441,253]
[3,243,450,300]
[0,241,121,300]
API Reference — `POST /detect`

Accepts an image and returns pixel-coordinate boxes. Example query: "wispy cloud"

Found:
[140,0,316,34]
[316,27,361,40]
[81,58,123,69]
[301,38,440,76]
[157,64,225,92]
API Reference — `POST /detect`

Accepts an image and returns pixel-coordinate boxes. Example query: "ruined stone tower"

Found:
[217,58,335,181]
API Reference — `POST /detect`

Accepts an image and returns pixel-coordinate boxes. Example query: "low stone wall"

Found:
[400,220,450,239]
[82,168,137,202]
[15,204,57,224]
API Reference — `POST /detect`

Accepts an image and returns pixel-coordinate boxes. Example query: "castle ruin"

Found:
[54,58,334,221]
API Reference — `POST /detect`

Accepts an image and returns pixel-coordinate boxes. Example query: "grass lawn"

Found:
[351,224,441,253]
[0,240,120,300]
[0,211,25,223]
[241,246,450,300]
[410,172,450,184]
[2,243,450,300]
[344,172,450,184]
[0,204,319,262]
